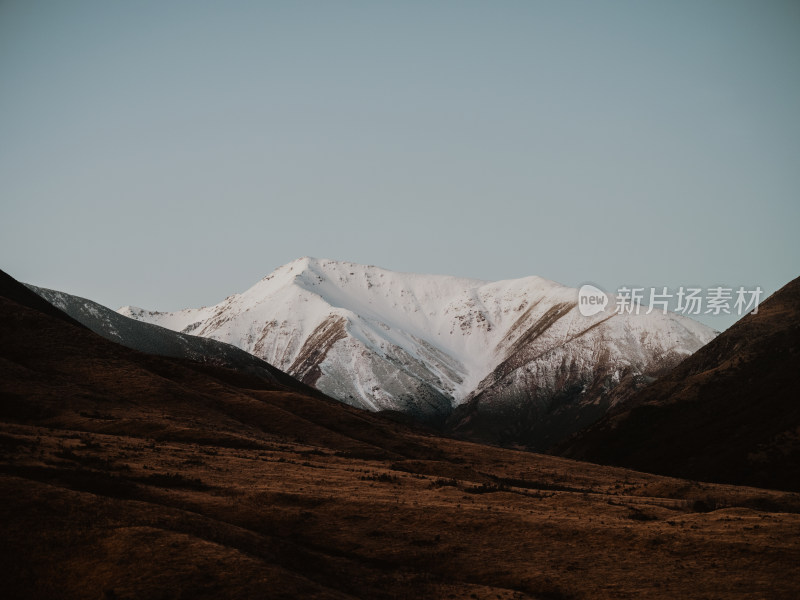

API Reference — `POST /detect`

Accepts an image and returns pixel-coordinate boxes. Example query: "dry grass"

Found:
[2,423,799,600]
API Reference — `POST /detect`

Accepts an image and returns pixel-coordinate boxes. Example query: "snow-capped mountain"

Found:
[119,257,716,437]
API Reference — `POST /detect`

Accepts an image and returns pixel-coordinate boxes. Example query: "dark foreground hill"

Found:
[2,268,799,599]
[559,276,800,492]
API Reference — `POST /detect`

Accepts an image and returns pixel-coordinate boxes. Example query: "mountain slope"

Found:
[446,306,713,449]
[559,275,800,492]
[27,284,303,388]
[120,258,715,440]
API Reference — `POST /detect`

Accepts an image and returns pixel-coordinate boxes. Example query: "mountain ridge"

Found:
[119,258,716,445]
[26,284,321,392]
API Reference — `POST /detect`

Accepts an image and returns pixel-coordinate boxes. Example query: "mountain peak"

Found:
[121,259,717,441]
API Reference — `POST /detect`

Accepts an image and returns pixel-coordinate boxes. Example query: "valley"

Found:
[2,268,800,599]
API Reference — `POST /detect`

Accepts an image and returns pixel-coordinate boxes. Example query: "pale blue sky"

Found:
[2,1,798,330]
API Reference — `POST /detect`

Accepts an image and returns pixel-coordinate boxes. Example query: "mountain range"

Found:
[3,266,800,599]
[118,257,715,447]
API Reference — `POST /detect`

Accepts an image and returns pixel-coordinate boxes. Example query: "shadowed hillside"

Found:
[560,276,800,492]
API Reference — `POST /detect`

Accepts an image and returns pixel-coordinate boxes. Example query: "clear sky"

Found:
[2,0,798,330]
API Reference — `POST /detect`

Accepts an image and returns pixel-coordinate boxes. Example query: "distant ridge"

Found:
[27,284,302,388]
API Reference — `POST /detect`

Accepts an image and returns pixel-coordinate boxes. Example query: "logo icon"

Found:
[578,284,609,317]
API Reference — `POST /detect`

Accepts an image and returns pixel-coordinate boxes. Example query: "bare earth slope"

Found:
[559,275,800,492]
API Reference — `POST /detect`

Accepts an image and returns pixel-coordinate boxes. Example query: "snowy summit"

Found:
[120,257,716,423]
